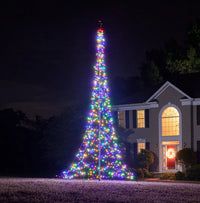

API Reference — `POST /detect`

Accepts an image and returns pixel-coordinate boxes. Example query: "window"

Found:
[138,143,145,153]
[118,111,125,128]
[162,141,179,145]
[137,139,146,153]
[137,110,145,128]
[118,111,129,128]
[162,107,179,136]
[133,109,149,128]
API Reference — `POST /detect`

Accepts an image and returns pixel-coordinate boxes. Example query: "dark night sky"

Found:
[1,1,200,118]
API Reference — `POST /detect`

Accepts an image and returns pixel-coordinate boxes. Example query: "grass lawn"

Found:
[0,178,200,202]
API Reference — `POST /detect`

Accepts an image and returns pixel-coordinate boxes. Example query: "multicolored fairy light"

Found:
[60,21,134,180]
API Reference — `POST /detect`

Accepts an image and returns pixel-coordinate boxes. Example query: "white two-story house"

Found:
[112,78,200,172]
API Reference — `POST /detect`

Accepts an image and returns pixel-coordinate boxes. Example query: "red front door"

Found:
[166,145,175,169]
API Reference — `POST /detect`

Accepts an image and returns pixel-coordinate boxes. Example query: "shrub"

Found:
[132,168,144,180]
[137,168,145,179]
[186,164,200,181]
[142,168,153,178]
[160,173,169,180]
[160,173,175,180]
[175,171,186,180]
[136,149,154,170]
[176,148,197,170]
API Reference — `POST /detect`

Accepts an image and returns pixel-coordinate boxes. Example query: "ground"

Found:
[0,178,200,202]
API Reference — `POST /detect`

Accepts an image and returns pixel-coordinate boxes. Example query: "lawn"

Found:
[0,178,200,202]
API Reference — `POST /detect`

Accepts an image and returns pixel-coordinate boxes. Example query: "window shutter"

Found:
[145,109,149,128]
[197,141,200,164]
[146,142,150,150]
[197,141,200,152]
[133,142,137,159]
[197,106,200,125]
[132,110,136,128]
[125,110,129,128]
[113,111,118,126]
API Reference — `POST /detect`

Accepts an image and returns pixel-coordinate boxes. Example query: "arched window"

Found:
[162,107,179,136]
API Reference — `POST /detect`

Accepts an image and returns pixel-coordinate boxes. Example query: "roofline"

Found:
[181,98,200,106]
[146,81,192,102]
[112,101,158,111]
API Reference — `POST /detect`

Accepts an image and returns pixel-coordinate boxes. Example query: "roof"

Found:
[113,83,164,105]
[146,81,192,102]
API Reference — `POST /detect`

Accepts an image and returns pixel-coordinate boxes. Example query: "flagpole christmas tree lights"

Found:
[61,21,134,180]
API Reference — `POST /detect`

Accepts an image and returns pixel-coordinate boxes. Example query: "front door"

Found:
[162,144,180,171]
[166,145,175,169]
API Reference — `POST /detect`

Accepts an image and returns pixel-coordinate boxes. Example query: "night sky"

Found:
[1,1,200,118]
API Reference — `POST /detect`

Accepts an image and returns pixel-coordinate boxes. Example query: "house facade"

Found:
[112,81,200,172]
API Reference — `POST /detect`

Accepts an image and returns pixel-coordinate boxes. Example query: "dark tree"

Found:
[37,105,85,177]
[0,105,86,178]
[140,19,200,87]
[0,108,35,176]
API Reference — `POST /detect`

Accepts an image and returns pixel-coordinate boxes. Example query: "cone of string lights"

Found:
[60,21,134,180]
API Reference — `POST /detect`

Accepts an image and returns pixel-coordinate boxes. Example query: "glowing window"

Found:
[162,107,179,136]
[137,110,145,128]
[138,142,145,153]
[118,111,125,128]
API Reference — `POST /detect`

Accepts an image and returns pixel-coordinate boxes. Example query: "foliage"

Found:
[176,148,197,170]
[39,105,84,177]
[140,19,200,87]
[0,108,34,177]
[131,168,144,180]
[174,171,186,180]
[115,126,135,167]
[135,149,154,170]
[187,19,200,51]
[186,164,200,181]
[0,106,85,177]
[159,173,175,180]
[132,168,152,179]
[166,46,200,74]
[109,19,200,103]
[140,55,165,87]
[175,165,200,181]
[142,168,153,178]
